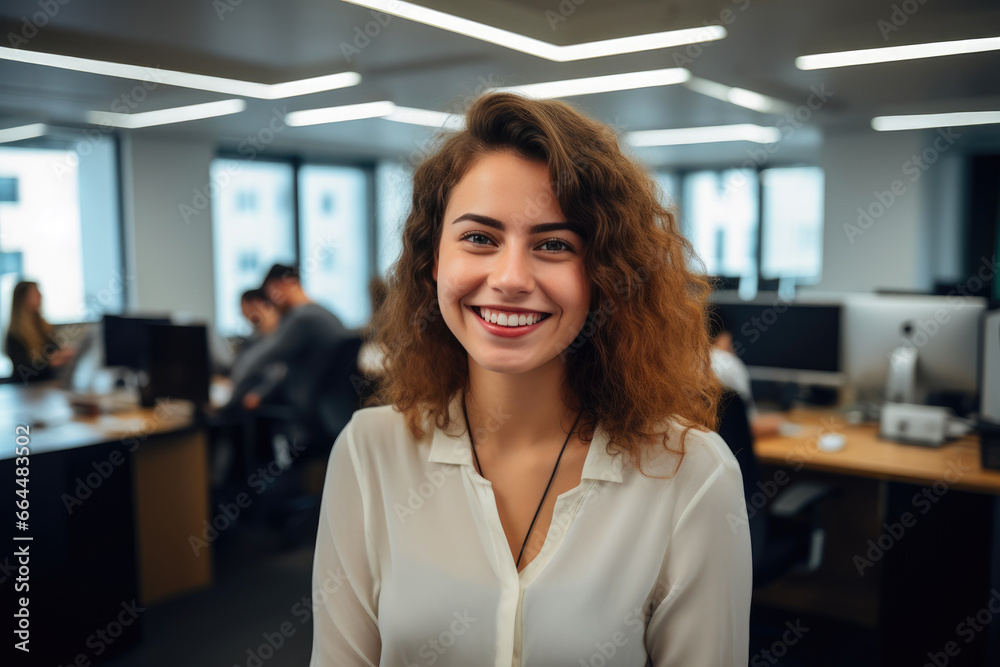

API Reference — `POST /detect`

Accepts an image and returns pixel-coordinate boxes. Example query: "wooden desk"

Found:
[755,409,1000,494]
[753,408,1000,667]
[0,383,211,665]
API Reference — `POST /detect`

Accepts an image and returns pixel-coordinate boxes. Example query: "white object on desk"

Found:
[818,433,846,452]
[778,421,804,437]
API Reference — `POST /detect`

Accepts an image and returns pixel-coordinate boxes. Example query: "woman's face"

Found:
[433,151,590,376]
[25,285,41,312]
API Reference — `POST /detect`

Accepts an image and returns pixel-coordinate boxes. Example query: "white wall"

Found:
[813,130,927,292]
[119,134,216,325]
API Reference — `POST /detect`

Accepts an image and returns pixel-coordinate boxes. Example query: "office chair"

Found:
[262,335,366,546]
[717,391,836,588]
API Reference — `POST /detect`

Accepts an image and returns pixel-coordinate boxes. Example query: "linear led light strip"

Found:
[796,35,1000,70]
[287,69,788,130]
[285,101,463,128]
[872,110,1000,131]
[87,99,247,129]
[627,124,781,146]
[0,46,361,99]
[0,123,48,144]
[339,0,725,61]
[683,77,792,114]
[494,68,690,98]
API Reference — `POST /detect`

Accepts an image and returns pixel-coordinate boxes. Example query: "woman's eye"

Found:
[461,232,493,246]
[539,239,572,252]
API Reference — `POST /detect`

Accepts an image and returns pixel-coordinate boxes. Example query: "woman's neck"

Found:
[464,356,578,453]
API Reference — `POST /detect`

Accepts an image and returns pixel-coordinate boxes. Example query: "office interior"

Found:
[1,0,999,665]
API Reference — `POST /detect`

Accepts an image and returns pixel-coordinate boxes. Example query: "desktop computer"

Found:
[843,293,986,406]
[102,314,172,369]
[710,299,844,388]
[144,323,211,410]
[980,308,1000,469]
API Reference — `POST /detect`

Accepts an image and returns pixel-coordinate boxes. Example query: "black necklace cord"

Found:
[462,394,583,570]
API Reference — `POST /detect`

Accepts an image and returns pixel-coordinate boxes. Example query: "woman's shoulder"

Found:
[632,417,740,486]
[337,404,426,464]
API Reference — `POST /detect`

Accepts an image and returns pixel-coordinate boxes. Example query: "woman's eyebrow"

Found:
[451,213,584,236]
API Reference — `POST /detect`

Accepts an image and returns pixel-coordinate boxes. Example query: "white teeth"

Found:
[476,308,547,327]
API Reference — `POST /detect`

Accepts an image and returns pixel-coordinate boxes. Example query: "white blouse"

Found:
[309,395,752,667]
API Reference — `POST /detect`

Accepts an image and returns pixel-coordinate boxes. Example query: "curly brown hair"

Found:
[371,92,722,475]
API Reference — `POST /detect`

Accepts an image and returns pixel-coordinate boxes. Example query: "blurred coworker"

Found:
[4,281,74,383]
[238,289,280,353]
[227,288,286,406]
[358,276,387,378]
[708,306,782,438]
[230,264,350,415]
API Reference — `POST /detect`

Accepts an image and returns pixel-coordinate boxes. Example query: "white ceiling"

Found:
[0,0,998,166]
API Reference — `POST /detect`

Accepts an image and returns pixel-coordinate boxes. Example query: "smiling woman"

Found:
[309,93,752,667]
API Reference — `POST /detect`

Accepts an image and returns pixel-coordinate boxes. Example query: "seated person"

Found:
[708,306,783,438]
[5,281,74,383]
[228,264,351,416]
[238,288,280,351]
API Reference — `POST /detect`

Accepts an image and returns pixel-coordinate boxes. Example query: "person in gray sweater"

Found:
[228,264,351,419]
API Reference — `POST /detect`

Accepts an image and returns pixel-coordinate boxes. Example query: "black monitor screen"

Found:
[147,324,210,407]
[102,315,171,369]
[713,303,841,373]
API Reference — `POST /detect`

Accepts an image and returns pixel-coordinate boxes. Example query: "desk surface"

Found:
[756,409,1000,494]
[0,383,195,457]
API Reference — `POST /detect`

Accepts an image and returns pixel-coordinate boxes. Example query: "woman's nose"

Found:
[487,247,535,296]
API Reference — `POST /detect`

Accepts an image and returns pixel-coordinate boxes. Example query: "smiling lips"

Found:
[471,306,551,328]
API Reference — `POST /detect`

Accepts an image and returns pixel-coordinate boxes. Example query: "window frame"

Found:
[657,160,824,289]
[213,150,379,328]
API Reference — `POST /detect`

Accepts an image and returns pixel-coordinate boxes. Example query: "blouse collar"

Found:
[427,393,624,484]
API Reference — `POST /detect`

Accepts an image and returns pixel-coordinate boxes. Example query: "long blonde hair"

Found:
[7,281,53,360]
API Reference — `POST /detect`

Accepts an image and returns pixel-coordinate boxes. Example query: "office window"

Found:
[0,138,122,377]
[210,159,295,336]
[761,166,824,283]
[655,171,679,210]
[376,161,413,276]
[682,169,758,277]
[298,164,370,329]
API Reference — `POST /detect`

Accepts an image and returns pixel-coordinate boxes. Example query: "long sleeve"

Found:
[228,318,306,406]
[644,458,753,666]
[310,421,382,667]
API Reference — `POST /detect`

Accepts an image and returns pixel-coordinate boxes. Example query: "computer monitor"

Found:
[711,300,843,387]
[843,294,986,403]
[981,308,1000,424]
[101,314,171,369]
[145,323,211,409]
